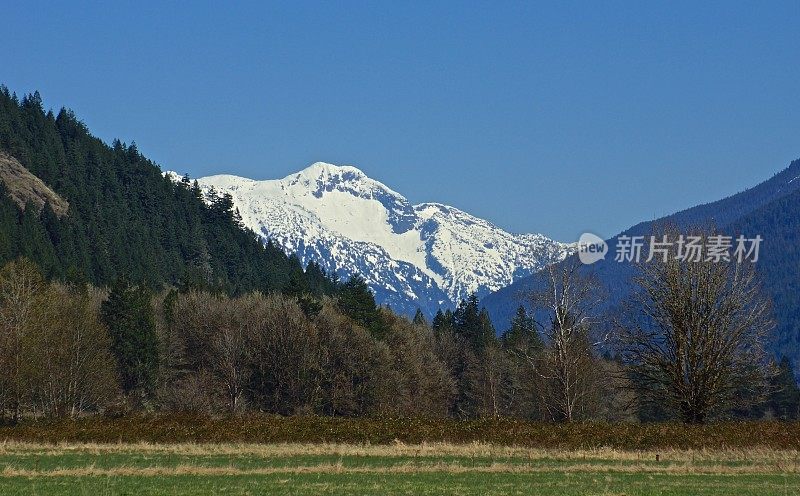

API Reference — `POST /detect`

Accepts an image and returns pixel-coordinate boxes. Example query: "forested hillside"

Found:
[483,158,800,367]
[0,87,332,295]
[730,188,800,362]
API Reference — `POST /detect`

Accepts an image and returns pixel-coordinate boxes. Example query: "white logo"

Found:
[577,232,608,265]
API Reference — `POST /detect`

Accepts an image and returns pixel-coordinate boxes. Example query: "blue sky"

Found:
[4,1,799,241]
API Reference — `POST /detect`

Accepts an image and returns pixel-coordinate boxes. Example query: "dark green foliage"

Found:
[453,294,496,350]
[101,278,159,398]
[412,309,427,326]
[502,305,543,352]
[728,188,800,370]
[768,357,800,420]
[336,275,387,337]
[430,296,510,418]
[0,184,19,262]
[0,86,334,298]
[17,201,56,273]
[282,260,336,317]
[1,87,788,425]
[304,261,335,296]
[432,309,454,333]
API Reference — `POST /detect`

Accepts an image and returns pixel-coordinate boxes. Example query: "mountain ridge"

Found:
[0,87,330,296]
[171,162,574,316]
[481,157,800,342]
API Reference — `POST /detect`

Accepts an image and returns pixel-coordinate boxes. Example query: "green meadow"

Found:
[1,442,799,495]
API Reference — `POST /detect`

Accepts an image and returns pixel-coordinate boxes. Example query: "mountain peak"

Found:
[191,162,573,316]
[284,162,406,203]
[294,162,367,181]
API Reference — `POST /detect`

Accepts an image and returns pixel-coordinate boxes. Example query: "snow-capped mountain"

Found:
[172,162,573,316]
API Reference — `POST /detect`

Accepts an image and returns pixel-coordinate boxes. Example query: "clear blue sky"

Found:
[4,1,799,241]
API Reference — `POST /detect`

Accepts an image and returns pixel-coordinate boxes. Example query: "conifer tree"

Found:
[432,309,451,333]
[454,294,495,350]
[100,278,159,400]
[18,202,56,276]
[413,308,427,326]
[504,305,543,352]
[769,356,800,420]
[0,86,340,300]
[0,186,19,263]
[337,275,385,337]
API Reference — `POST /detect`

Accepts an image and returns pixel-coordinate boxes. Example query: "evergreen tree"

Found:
[100,278,159,399]
[284,271,323,318]
[432,309,448,332]
[432,308,456,335]
[503,305,543,351]
[453,294,495,350]
[478,308,496,347]
[17,201,56,275]
[768,356,800,420]
[0,184,19,262]
[412,308,427,326]
[337,275,386,337]
[304,261,332,296]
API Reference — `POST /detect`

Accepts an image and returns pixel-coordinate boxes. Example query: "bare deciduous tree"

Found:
[250,294,320,415]
[167,291,259,413]
[380,309,455,416]
[522,260,605,422]
[28,285,118,418]
[0,259,47,422]
[619,229,774,423]
[315,302,396,416]
[0,261,117,420]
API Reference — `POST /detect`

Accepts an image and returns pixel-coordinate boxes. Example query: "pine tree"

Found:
[0,87,340,301]
[0,185,19,263]
[432,309,451,333]
[478,308,496,348]
[337,275,386,337]
[284,270,323,317]
[454,294,495,350]
[304,261,330,296]
[413,308,427,326]
[100,278,159,400]
[17,201,56,276]
[503,305,543,352]
[768,356,800,420]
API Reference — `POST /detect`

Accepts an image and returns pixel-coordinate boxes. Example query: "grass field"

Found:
[1,442,800,495]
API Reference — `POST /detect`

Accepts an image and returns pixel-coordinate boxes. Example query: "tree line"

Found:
[1,241,797,424]
[0,256,626,422]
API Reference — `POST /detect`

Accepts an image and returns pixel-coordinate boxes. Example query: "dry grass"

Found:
[6,415,800,450]
[0,439,796,462]
[0,441,799,477]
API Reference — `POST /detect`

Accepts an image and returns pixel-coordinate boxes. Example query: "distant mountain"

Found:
[180,163,573,316]
[482,158,800,354]
[729,186,800,364]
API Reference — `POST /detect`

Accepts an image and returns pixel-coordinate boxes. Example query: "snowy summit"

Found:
[172,162,573,316]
